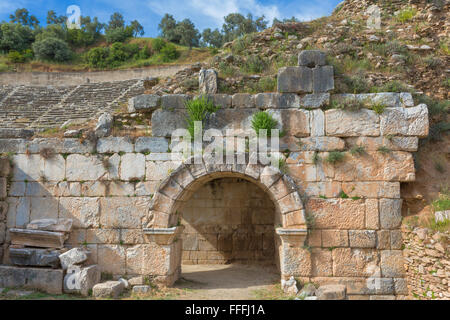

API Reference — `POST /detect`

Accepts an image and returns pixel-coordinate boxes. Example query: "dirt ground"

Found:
[173,264,282,300]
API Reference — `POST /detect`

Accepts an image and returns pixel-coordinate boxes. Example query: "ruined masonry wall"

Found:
[0,156,10,263]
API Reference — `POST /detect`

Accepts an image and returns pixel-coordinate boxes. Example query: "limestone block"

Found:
[25,182,56,197]
[62,139,95,153]
[64,265,100,296]
[394,278,408,295]
[203,94,231,108]
[27,218,73,232]
[135,137,168,153]
[0,156,11,177]
[92,280,124,298]
[298,50,326,67]
[0,266,63,294]
[108,181,134,196]
[97,245,126,275]
[342,182,400,199]
[346,136,418,152]
[120,153,145,181]
[277,67,312,93]
[9,248,61,268]
[66,154,106,181]
[199,69,218,94]
[306,199,365,229]
[280,243,312,277]
[128,94,160,113]
[146,161,181,181]
[10,228,65,248]
[349,230,377,248]
[272,109,310,137]
[380,250,405,277]
[316,284,346,300]
[332,248,379,277]
[151,109,188,137]
[59,197,100,228]
[325,109,380,137]
[311,248,333,276]
[399,92,414,107]
[86,229,120,244]
[297,181,342,198]
[300,93,330,109]
[376,230,390,250]
[95,113,113,138]
[8,182,25,196]
[379,199,403,229]
[298,137,345,151]
[309,109,325,136]
[333,93,401,108]
[135,181,159,196]
[6,197,30,228]
[232,93,255,108]
[380,104,429,137]
[365,199,380,230]
[313,66,334,93]
[132,285,150,294]
[286,163,317,182]
[59,248,88,269]
[30,197,58,221]
[120,229,144,245]
[0,178,6,199]
[322,230,348,247]
[255,93,300,109]
[100,197,149,229]
[390,230,403,250]
[43,155,65,181]
[12,154,44,181]
[161,94,190,109]
[97,137,133,153]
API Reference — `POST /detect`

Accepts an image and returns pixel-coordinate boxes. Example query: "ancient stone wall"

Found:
[181,178,276,265]
[402,225,449,300]
[0,156,10,263]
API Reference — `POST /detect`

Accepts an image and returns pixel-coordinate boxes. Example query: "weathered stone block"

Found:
[59,247,88,269]
[59,197,100,228]
[300,93,330,109]
[325,109,380,136]
[64,265,100,296]
[306,199,365,229]
[349,230,377,248]
[100,197,149,229]
[232,93,255,108]
[332,248,379,277]
[135,137,169,153]
[379,199,403,229]
[313,66,334,93]
[311,248,333,276]
[322,230,348,247]
[0,266,63,294]
[10,228,65,248]
[128,94,160,113]
[97,137,133,153]
[255,93,300,109]
[342,182,400,199]
[151,109,188,137]
[120,153,145,181]
[9,248,61,268]
[66,154,106,181]
[380,250,405,277]
[161,94,190,109]
[316,284,346,300]
[277,67,312,93]
[97,245,126,275]
[346,136,419,152]
[380,104,429,137]
[27,218,73,232]
[199,69,218,94]
[298,50,326,67]
[202,94,231,108]
[92,280,124,298]
[298,137,345,151]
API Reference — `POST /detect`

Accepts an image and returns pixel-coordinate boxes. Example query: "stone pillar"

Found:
[142,226,184,286]
[276,228,310,280]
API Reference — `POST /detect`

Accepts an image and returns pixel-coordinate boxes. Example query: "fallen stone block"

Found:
[281,276,298,295]
[128,276,145,286]
[132,285,150,294]
[199,69,218,94]
[27,218,73,233]
[92,281,125,298]
[10,228,66,249]
[0,266,63,294]
[59,247,89,269]
[128,94,160,113]
[9,247,61,268]
[95,113,113,138]
[64,265,100,296]
[316,284,346,300]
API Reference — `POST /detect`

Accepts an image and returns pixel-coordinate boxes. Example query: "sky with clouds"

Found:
[0,0,342,37]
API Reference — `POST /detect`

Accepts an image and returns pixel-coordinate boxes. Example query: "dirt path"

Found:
[172,264,281,300]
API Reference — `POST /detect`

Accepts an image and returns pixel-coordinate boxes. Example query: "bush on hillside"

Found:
[85,47,110,68]
[105,26,134,43]
[160,43,179,62]
[32,37,72,62]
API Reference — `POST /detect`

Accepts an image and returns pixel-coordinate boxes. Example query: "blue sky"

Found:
[0,0,342,37]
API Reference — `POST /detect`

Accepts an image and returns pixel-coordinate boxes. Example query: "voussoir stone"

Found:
[128,94,160,113]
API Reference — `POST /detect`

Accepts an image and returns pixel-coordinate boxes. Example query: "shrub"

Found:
[339,191,349,199]
[85,47,110,68]
[251,111,278,137]
[32,37,72,62]
[350,145,366,156]
[432,193,450,212]
[377,146,391,154]
[396,7,417,23]
[152,38,166,52]
[160,43,179,62]
[185,96,219,138]
[242,55,266,74]
[7,49,32,63]
[105,26,134,43]
[325,151,345,164]
[372,103,386,115]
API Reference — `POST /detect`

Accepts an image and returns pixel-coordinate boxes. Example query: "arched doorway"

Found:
[142,157,308,286]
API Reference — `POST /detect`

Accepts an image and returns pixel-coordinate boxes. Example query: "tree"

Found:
[32,37,72,62]
[0,23,35,53]
[35,24,67,42]
[107,12,125,30]
[176,19,200,48]
[202,28,223,48]
[130,20,144,37]
[222,13,267,42]
[9,8,39,28]
[272,16,299,26]
[105,26,134,43]
[47,10,66,25]
[158,14,180,43]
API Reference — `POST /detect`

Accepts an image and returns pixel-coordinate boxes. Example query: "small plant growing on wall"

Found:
[251,111,279,137]
[371,103,387,115]
[377,146,391,154]
[185,95,219,139]
[39,147,55,159]
[350,144,366,156]
[325,151,345,164]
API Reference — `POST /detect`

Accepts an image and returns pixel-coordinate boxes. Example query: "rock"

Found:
[161,94,191,109]
[9,248,61,268]
[64,265,100,296]
[6,289,34,297]
[92,281,124,298]
[199,69,218,94]
[255,93,300,109]
[281,276,298,295]
[298,283,316,297]
[132,285,151,294]
[27,218,73,233]
[274,32,284,39]
[380,104,429,137]
[128,276,144,286]
[232,93,255,108]
[316,284,346,300]
[128,94,160,113]
[119,278,129,289]
[298,50,326,67]
[94,113,113,138]
[435,211,450,223]
[277,67,313,93]
[0,266,63,294]
[59,247,88,269]
[143,77,159,89]
[368,35,380,42]
[64,129,81,138]
[10,228,66,249]
[415,228,428,240]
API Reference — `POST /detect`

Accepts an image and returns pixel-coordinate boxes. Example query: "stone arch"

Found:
[144,158,307,231]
